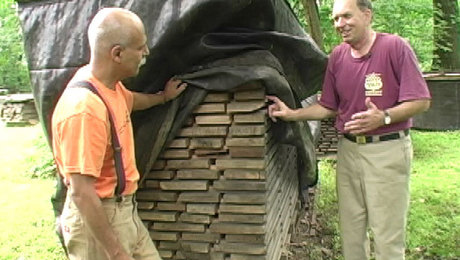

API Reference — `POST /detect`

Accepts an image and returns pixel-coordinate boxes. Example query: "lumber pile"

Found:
[136,83,300,260]
[315,118,341,157]
[0,94,38,126]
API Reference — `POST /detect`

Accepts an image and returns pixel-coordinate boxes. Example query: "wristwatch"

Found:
[383,110,391,125]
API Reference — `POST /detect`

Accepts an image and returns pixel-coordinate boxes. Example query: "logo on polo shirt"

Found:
[364,73,383,96]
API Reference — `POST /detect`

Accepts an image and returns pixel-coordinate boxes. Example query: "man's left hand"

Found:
[344,97,384,135]
[163,78,187,102]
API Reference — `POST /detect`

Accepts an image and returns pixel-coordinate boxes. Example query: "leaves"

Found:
[0,0,31,93]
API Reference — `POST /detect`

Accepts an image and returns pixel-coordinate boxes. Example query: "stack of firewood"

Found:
[136,82,299,260]
[0,94,38,126]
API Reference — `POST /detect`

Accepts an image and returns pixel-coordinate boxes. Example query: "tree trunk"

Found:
[432,0,460,71]
[301,0,324,51]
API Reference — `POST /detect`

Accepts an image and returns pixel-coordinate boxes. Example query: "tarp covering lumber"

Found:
[17,0,327,190]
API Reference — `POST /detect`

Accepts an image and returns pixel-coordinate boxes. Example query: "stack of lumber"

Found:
[136,83,299,260]
[0,94,38,126]
[315,118,341,157]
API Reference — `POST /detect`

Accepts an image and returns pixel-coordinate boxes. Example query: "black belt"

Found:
[343,129,409,144]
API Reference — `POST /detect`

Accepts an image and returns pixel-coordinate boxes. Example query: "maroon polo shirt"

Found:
[319,33,431,135]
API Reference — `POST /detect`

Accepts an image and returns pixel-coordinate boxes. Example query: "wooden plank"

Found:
[177,169,220,180]
[158,250,173,258]
[193,103,226,114]
[195,115,232,125]
[178,191,220,203]
[218,213,265,224]
[181,231,220,243]
[229,124,265,137]
[225,234,266,244]
[233,111,266,124]
[194,149,229,157]
[229,147,265,158]
[166,159,210,169]
[136,190,178,202]
[144,180,160,188]
[234,89,265,101]
[160,180,209,191]
[178,126,228,137]
[149,231,180,241]
[178,251,209,260]
[227,101,265,114]
[158,241,180,250]
[215,159,265,170]
[223,169,263,180]
[218,204,266,214]
[215,241,266,255]
[226,137,265,147]
[203,93,231,103]
[179,213,211,224]
[187,203,218,215]
[167,138,190,148]
[213,180,265,191]
[230,254,266,260]
[137,201,155,210]
[160,149,192,159]
[181,242,211,253]
[156,202,186,212]
[222,192,265,204]
[146,170,175,180]
[190,138,224,149]
[209,223,265,234]
[153,222,205,233]
[138,211,178,222]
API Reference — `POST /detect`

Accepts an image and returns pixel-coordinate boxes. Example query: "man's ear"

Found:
[111,44,123,63]
[364,9,373,23]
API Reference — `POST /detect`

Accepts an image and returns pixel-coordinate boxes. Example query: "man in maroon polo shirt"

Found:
[267,0,431,259]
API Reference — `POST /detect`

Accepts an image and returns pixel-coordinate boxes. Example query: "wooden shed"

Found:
[413,73,460,130]
[136,83,299,259]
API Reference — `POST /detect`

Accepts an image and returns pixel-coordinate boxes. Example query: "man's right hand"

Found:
[266,95,295,122]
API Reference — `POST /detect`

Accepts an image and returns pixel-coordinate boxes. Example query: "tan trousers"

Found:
[61,195,162,260]
[336,135,412,260]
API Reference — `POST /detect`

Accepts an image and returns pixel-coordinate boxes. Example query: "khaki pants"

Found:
[336,135,412,260]
[61,195,162,260]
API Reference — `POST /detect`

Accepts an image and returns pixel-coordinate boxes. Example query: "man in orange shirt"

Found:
[52,8,186,260]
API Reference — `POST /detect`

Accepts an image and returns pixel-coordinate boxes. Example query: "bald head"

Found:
[87,8,145,57]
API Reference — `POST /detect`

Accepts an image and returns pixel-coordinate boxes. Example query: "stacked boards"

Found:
[136,83,299,259]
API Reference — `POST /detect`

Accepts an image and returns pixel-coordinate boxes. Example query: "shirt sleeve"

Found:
[319,51,339,111]
[119,83,134,112]
[396,39,431,102]
[55,113,108,178]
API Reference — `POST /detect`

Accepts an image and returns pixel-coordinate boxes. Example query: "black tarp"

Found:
[17,0,327,192]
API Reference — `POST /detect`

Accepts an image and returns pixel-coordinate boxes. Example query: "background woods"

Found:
[288,0,460,72]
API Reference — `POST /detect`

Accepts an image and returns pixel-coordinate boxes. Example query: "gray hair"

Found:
[357,0,373,11]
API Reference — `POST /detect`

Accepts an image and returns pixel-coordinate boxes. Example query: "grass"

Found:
[0,124,66,260]
[0,125,458,259]
[314,130,460,260]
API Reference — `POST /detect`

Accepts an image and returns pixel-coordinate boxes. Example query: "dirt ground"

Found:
[282,188,342,260]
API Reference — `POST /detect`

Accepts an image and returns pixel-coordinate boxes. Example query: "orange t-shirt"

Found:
[52,66,139,198]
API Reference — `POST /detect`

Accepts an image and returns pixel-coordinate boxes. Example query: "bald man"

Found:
[268,0,430,259]
[52,8,186,260]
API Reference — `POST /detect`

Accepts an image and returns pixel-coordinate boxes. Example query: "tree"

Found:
[0,0,31,93]
[432,0,460,71]
[300,0,324,51]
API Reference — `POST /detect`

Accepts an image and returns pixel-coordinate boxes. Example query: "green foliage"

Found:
[287,0,435,71]
[0,0,31,93]
[372,0,434,71]
[25,129,56,179]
